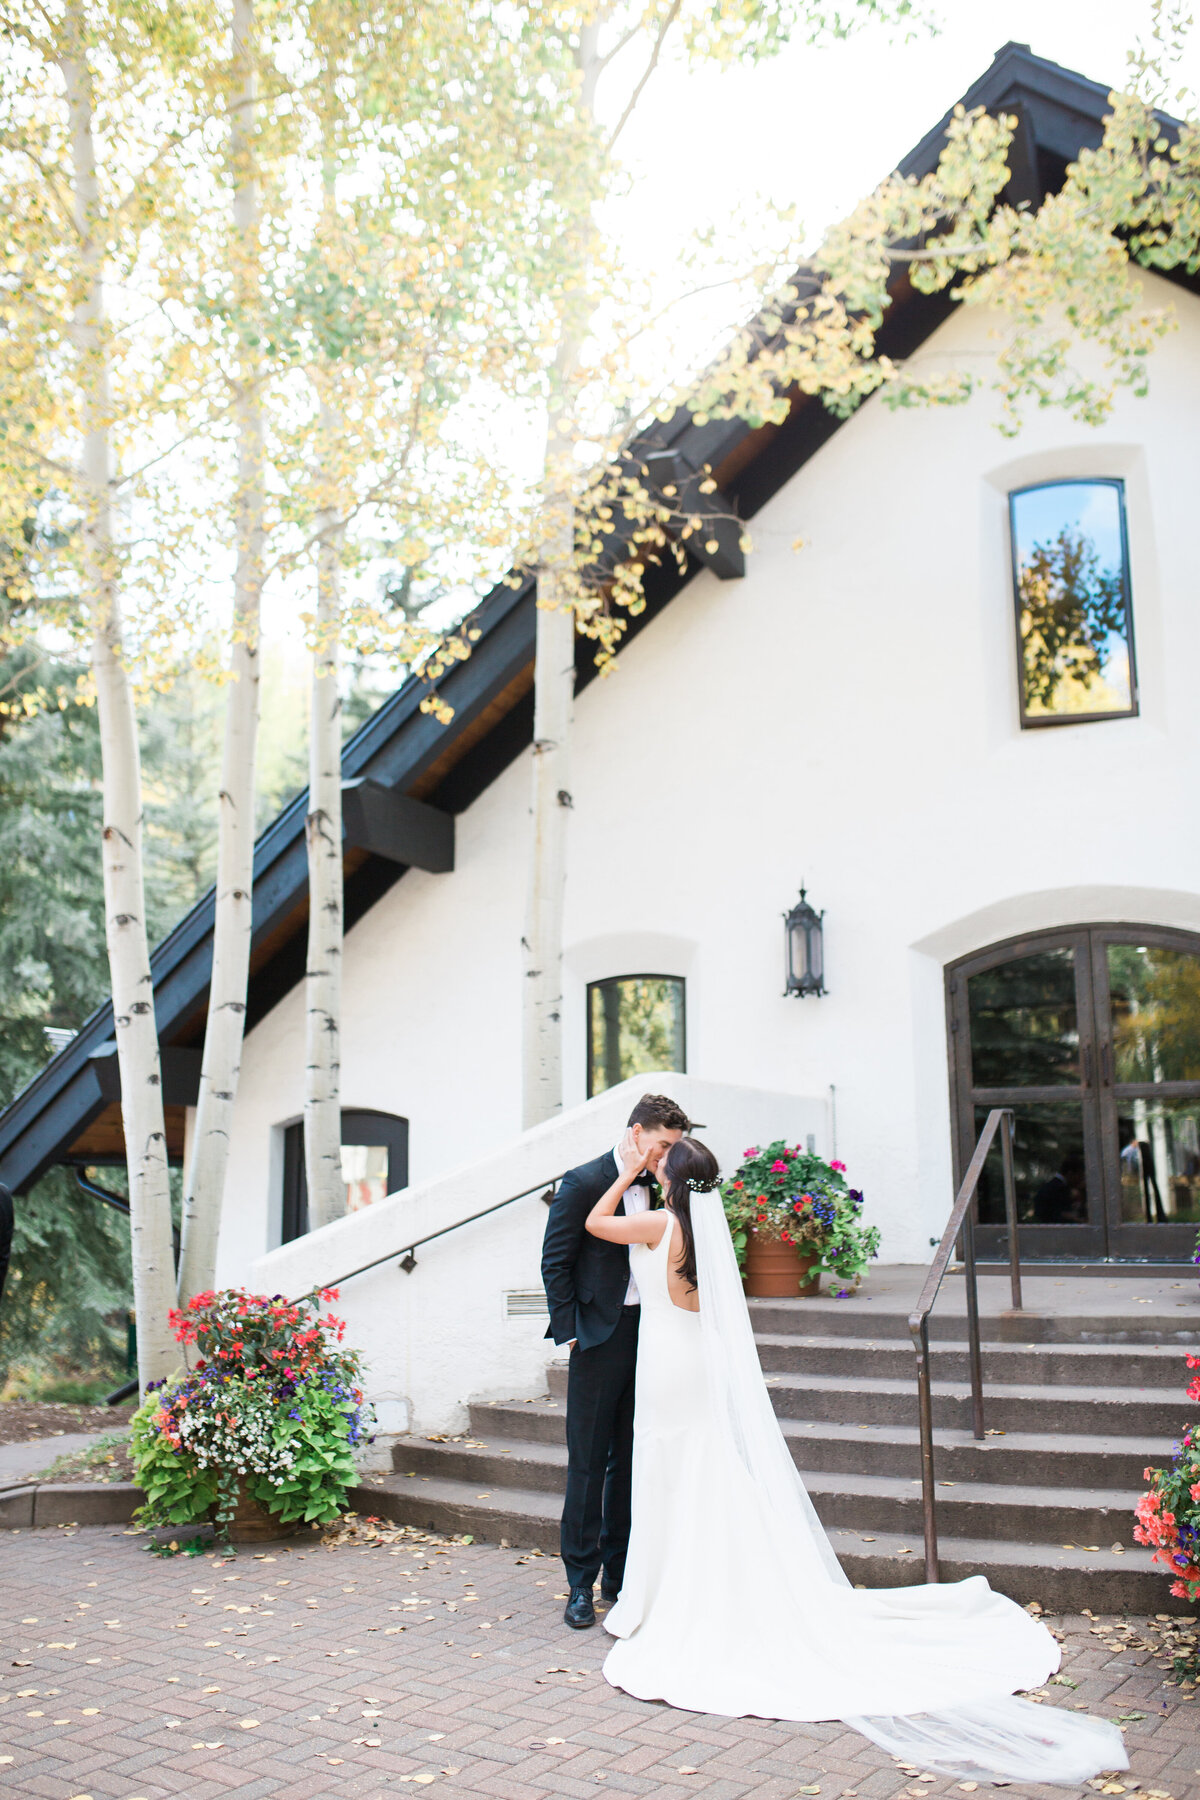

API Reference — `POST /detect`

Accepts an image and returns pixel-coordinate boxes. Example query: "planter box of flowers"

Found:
[1136,1352,1200,1621]
[130,1286,374,1543]
[721,1141,879,1298]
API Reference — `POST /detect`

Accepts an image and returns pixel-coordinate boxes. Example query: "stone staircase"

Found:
[360,1272,1200,1613]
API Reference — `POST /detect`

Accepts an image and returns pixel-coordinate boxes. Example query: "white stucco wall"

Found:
[249,1074,828,1432]
[218,270,1200,1285]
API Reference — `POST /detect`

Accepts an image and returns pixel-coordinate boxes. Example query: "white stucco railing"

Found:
[249,1073,829,1434]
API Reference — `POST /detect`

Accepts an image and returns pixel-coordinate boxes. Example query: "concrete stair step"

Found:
[393,1434,567,1495]
[390,1433,1144,1546]
[752,1334,1191,1388]
[471,1396,567,1443]
[761,1370,1191,1435]
[744,1295,1200,1345]
[469,1396,1179,1491]
[778,1418,1179,1489]
[355,1472,1166,1613]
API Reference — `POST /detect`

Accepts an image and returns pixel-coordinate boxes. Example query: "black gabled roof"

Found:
[1,42,1184,1193]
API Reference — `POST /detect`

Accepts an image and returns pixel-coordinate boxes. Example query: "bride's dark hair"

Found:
[659,1137,720,1293]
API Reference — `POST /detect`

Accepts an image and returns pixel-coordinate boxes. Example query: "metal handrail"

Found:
[908,1108,1022,1582]
[299,1171,565,1303]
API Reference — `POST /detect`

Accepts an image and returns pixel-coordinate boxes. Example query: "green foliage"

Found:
[0,1170,132,1382]
[0,647,218,1382]
[721,1140,880,1294]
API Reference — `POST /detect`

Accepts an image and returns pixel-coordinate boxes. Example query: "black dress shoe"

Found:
[563,1585,596,1629]
[600,1579,621,1603]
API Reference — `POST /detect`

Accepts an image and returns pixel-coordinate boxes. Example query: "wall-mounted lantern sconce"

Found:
[784,887,826,997]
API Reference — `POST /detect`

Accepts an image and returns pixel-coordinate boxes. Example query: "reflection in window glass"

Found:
[1010,480,1135,725]
[974,1102,1089,1225]
[967,950,1079,1088]
[1108,944,1200,1085]
[342,1143,389,1212]
[1117,1099,1200,1224]
[588,975,685,1097]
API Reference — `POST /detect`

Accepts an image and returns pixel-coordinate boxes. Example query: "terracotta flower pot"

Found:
[743,1228,821,1298]
[214,1480,303,1544]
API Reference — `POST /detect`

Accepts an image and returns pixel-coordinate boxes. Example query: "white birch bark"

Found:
[521,404,576,1129]
[520,24,602,1129]
[303,473,344,1230]
[63,4,177,1389]
[178,0,263,1300]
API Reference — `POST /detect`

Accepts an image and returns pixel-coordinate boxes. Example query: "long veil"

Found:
[689,1189,1128,1784]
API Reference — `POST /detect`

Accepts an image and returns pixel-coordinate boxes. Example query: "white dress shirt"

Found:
[614,1145,651,1306]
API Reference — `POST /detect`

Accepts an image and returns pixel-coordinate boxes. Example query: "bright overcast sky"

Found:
[613,0,1198,264]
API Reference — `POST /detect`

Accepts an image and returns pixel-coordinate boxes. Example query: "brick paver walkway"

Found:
[0,1516,1196,1800]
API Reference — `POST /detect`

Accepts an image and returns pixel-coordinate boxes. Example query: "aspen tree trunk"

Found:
[63,4,177,1389]
[521,399,576,1129]
[303,464,344,1231]
[178,0,263,1300]
[520,25,601,1128]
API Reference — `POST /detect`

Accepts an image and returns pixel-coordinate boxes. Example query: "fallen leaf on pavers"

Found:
[238,1719,260,1729]
[46,1641,76,1649]
[676,1768,699,1776]
[0,1758,13,1767]
[321,1757,344,1766]
[202,1686,221,1694]
[1051,1675,1078,1688]
[545,1666,570,1673]
[81,1707,101,1715]
[796,1785,820,1794]
[400,1775,436,1785]
[957,1784,978,1792]
[353,1737,382,1747]
[1111,1713,1146,1723]
[441,1769,461,1777]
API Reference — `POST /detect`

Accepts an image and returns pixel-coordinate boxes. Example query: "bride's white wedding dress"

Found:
[602,1201,1127,1784]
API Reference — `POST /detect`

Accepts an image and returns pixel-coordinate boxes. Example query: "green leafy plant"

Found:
[130,1287,373,1540]
[721,1141,880,1295]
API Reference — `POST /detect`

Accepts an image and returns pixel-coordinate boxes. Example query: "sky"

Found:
[611,0,1198,265]
[265,0,1198,673]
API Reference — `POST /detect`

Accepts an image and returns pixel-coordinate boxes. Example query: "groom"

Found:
[541,1092,690,1628]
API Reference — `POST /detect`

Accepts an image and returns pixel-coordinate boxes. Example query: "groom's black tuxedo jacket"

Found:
[541,1150,656,1351]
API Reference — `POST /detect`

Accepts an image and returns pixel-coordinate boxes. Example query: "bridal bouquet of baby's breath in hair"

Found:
[721,1141,880,1295]
[130,1288,374,1539]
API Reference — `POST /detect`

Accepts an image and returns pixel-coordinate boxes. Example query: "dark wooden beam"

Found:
[88,1044,203,1106]
[341,779,454,872]
[640,449,745,580]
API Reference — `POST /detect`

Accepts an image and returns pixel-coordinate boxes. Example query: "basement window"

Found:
[281,1109,408,1243]
[1009,478,1137,727]
[587,975,685,1098]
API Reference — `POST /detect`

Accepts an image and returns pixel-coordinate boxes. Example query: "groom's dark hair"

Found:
[627,1093,691,1133]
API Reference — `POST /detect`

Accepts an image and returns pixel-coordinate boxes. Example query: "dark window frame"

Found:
[586,973,687,1100]
[946,923,1200,1261]
[1008,477,1138,731]
[280,1108,409,1245]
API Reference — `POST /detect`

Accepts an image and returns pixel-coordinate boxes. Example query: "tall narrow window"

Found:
[587,976,685,1098]
[281,1109,408,1243]
[1009,479,1136,727]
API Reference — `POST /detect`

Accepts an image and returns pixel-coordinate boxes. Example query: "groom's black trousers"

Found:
[561,1306,639,1590]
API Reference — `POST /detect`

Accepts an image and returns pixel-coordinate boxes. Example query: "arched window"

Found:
[281,1109,408,1243]
[946,927,1200,1261]
[587,975,685,1098]
[1009,479,1137,727]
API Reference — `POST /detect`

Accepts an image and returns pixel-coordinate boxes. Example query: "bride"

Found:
[582,1131,1128,1785]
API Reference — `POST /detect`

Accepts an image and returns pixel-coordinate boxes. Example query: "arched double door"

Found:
[947,925,1200,1260]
